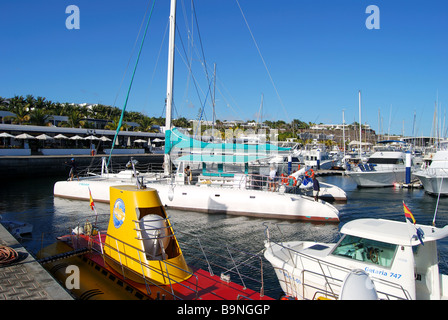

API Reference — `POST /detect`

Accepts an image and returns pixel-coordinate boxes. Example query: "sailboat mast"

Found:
[358,90,362,159]
[164,0,177,175]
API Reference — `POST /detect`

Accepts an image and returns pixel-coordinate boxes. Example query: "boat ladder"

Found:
[38,247,91,265]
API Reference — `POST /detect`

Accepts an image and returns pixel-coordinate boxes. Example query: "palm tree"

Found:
[29,108,50,126]
[0,96,9,110]
[137,117,153,132]
[67,110,83,128]
[8,96,29,124]
[104,116,122,131]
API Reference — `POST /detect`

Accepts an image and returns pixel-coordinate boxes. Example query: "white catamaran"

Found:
[53,0,340,222]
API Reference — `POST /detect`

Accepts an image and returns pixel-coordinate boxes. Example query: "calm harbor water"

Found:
[2,173,448,299]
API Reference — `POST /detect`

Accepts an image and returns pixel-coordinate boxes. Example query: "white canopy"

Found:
[54,134,69,139]
[99,136,111,142]
[14,133,35,139]
[69,135,84,140]
[0,132,14,138]
[35,134,54,140]
[84,135,100,140]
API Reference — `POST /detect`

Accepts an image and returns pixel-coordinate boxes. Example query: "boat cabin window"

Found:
[367,158,404,165]
[331,235,397,267]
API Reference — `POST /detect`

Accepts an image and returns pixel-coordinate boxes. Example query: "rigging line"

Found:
[235,0,289,122]
[175,24,206,113]
[107,0,156,168]
[191,0,214,110]
[179,0,195,115]
[145,19,169,110]
[110,0,154,116]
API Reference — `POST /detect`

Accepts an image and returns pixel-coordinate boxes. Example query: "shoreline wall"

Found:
[0,154,165,180]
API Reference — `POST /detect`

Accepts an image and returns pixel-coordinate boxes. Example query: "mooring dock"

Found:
[0,223,73,300]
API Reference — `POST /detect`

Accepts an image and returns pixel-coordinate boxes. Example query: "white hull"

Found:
[413,151,448,195]
[294,182,347,201]
[54,178,340,222]
[413,171,448,195]
[264,240,414,300]
[346,169,406,187]
[264,218,448,300]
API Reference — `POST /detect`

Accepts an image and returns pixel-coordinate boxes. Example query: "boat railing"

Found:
[196,171,304,193]
[175,229,267,298]
[264,226,411,300]
[424,167,448,177]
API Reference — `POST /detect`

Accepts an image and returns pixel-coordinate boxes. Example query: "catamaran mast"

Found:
[358,90,362,159]
[164,0,177,175]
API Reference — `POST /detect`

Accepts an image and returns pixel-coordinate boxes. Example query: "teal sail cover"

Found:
[165,127,290,157]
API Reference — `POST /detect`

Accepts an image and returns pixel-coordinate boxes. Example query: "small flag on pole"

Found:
[403,201,424,245]
[89,187,95,211]
[403,201,416,224]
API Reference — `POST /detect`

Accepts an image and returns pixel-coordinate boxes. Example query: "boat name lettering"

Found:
[365,267,401,279]
[282,270,301,284]
[79,183,90,186]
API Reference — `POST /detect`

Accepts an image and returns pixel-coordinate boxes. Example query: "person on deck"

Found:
[313,176,320,201]
[184,165,192,185]
[268,167,277,192]
[67,158,79,181]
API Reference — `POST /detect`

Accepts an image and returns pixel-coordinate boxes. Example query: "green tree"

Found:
[29,108,50,126]
[7,96,29,124]
[68,110,83,128]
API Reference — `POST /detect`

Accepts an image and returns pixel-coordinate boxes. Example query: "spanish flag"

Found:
[89,188,95,211]
[403,201,416,224]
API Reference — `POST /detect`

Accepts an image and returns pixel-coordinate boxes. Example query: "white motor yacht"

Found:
[414,150,448,195]
[345,151,411,187]
[264,217,448,300]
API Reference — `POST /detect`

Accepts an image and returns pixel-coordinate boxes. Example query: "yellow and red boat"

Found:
[39,185,272,300]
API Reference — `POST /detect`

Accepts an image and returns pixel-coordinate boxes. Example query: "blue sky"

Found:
[1,0,447,137]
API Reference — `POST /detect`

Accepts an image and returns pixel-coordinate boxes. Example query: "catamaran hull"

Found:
[54,180,340,222]
[295,182,347,202]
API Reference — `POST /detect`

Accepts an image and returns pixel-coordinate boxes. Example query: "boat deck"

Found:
[43,232,272,301]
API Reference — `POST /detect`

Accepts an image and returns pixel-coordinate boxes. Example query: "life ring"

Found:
[287,176,297,187]
[281,173,288,184]
[305,169,315,178]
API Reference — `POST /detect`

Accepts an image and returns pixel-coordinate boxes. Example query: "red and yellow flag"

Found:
[89,188,95,211]
[403,201,416,224]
